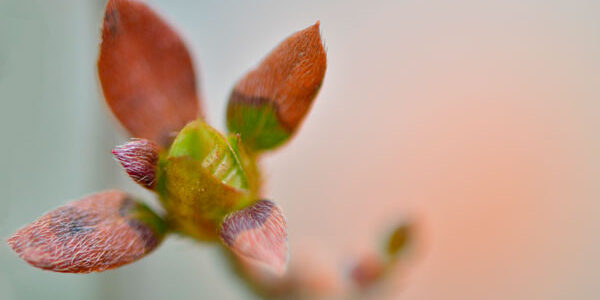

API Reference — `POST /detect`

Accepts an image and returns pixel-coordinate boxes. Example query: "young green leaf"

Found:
[169,120,248,190]
[156,120,255,240]
[98,0,202,147]
[7,190,167,273]
[227,22,327,152]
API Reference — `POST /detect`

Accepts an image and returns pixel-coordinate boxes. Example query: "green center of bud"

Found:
[155,120,258,240]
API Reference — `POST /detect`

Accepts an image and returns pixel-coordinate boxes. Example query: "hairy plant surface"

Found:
[8,0,412,298]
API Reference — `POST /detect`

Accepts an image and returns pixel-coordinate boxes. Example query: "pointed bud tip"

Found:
[309,20,320,32]
[306,20,324,48]
[112,139,159,189]
[6,234,18,253]
[310,21,322,35]
[220,200,288,275]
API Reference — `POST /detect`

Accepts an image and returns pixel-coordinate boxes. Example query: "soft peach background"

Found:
[1,0,599,299]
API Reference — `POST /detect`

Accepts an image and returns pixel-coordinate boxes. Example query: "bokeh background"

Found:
[1,0,599,299]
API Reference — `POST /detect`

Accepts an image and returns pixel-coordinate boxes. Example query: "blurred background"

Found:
[1,0,599,299]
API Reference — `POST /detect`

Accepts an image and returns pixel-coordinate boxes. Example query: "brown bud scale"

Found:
[98,0,201,146]
[112,138,159,189]
[220,200,288,274]
[7,190,163,273]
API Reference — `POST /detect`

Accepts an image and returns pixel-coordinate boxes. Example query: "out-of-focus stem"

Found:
[220,222,415,299]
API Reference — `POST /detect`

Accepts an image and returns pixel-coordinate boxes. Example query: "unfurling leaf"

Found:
[155,120,254,240]
[169,120,248,191]
[220,200,288,275]
[7,190,167,273]
[98,0,201,147]
[227,22,327,151]
[112,139,160,189]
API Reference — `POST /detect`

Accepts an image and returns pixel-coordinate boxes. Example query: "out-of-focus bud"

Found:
[227,21,327,152]
[349,222,414,290]
[386,222,412,258]
[220,200,288,275]
[350,253,385,289]
[7,190,167,273]
[112,139,159,189]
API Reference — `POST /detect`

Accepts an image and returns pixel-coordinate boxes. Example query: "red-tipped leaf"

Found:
[227,22,327,151]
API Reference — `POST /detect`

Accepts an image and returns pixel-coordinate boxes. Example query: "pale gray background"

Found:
[1,0,600,299]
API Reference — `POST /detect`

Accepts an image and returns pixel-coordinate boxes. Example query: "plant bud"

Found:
[350,253,385,288]
[112,139,159,189]
[220,200,288,275]
[386,222,412,258]
[156,120,254,240]
[7,190,166,273]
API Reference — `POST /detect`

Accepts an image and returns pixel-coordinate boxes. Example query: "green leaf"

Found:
[227,102,291,151]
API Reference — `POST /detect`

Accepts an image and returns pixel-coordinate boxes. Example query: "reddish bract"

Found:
[98,0,201,147]
[112,138,160,189]
[228,22,327,133]
[220,200,288,274]
[7,190,163,273]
